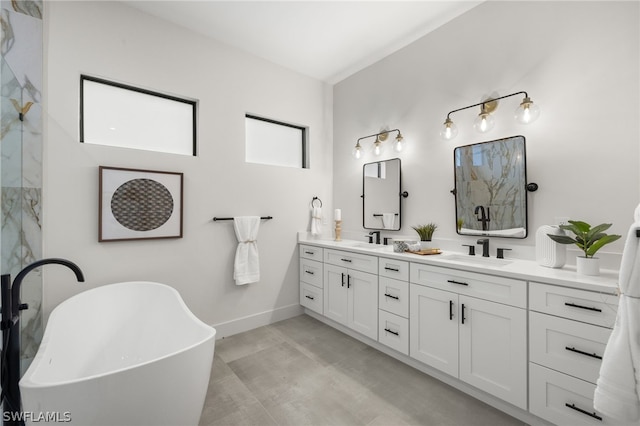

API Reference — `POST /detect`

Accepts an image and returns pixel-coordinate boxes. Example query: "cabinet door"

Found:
[347,269,378,340]
[409,284,458,377]
[459,296,527,409]
[324,264,348,325]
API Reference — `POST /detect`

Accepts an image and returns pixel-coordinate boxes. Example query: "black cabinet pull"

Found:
[565,403,602,421]
[341,273,345,287]
[565,346,603,360]
[305,295,315,301]
[384,266,400,272]
[305,270,314,275]
[341,258,352,263]
[384,293,399,300]
[564,302,602,312]
[461,304,466,324]
[304,251,315,255]
[449,300,454,320]
[447,279,469,286]
[384,328,399,336]
[347,275,351,289]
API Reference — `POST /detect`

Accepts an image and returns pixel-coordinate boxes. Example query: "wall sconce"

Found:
[440,91,540,141]
[352,129,404,159]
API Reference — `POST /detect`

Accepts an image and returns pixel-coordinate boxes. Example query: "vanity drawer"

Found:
[300,258,323,288]
[410,264,526,308]
[530,363,620,426]
[324,249,378,275]
[379,258,409,281]
[300,245,324,261]
[530,311,611,384]
[530,282,618,328]
[378,310,409,355]
[379,277,409,318]
[300,282,323,315]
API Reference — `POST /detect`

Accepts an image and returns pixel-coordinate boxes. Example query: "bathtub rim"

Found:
[20,281,216,389]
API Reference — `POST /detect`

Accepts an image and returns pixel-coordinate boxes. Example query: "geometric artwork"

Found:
[99,166,183,241]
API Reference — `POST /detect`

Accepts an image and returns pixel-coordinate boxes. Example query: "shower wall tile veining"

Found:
[0,0,43,370]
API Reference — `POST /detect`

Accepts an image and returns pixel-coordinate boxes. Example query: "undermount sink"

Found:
[443,254,513,267]
[334,241,393,251]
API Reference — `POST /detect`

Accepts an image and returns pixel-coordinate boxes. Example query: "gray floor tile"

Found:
[200,315,526,426]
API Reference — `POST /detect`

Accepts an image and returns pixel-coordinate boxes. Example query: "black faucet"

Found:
[477,238,490,257]
[368,231,381,244]
[1,258,84,425]
[474,206,490,231]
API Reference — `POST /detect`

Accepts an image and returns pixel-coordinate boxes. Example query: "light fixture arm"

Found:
[356,128,402,145]
[445,91,528,119]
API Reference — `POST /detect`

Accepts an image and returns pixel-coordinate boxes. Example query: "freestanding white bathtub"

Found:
[19,282,216,426]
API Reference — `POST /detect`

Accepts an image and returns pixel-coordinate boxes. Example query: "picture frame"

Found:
[99,166,183,242]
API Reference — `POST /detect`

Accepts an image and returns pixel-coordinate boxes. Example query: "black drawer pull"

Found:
[305,295,315,301]
[384,266,400,272]
[305,270,315,275]
[565,346,602,360]
[341,258,353,263]
[565,403,602,421]
[449,300,454,320]
[304,251,315,255]
[564,302,602,312]
[447,279,469,286]
[347,274,351,289]
[384,293,399,300]
[384,328,399,336]
[461,303,466,324]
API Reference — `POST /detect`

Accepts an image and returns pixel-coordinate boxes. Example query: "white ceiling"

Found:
[123,1,483,84]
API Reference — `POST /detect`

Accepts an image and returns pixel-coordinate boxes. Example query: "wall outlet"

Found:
[555,217,570,226]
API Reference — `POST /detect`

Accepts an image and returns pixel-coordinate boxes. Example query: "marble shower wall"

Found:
[1,0,43,368]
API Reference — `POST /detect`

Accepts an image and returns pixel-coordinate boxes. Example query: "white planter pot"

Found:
[419,241,433,250]
[576,256,600,276]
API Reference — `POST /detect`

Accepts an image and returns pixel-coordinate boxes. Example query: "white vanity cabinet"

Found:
[323,249,378,340]
[528,282,619,425]
[409,264,527,409]
[299,245,324,315]
[377,257,410,355]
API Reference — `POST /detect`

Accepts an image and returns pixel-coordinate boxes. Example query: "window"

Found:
[80,75,197,156]
[245,114,307,168]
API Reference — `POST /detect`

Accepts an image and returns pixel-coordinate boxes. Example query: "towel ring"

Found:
[311,197,323,208]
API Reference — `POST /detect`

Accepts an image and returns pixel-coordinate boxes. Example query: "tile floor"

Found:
[199,314,527,426]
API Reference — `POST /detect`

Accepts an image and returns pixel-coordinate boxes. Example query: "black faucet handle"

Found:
[462,244,476,256]
[366,235,374,243]
[496,248,512,259]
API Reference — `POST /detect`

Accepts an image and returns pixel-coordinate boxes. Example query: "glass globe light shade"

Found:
[440,118,458,140]
[393,133,405,152]
[515,96,540,124]
[372,138,384,156]
[473,111,495,133]
[351,142,363,159]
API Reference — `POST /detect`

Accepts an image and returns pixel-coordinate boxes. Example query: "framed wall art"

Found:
[99,166,183,242]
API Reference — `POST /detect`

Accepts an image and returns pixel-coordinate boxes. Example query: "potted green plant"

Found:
[547,220,621,276]
[412,223,438,248]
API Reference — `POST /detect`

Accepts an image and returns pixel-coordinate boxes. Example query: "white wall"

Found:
[43,1,333,332]
[334,1,639,267]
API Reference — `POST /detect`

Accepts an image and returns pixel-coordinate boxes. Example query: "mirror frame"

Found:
[362,158,403,231]
[453,135,529,239]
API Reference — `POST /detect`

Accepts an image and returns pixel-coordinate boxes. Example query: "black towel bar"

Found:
[213,216,273,221]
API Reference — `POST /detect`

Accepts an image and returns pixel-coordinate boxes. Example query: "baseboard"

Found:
[212,303,303,339]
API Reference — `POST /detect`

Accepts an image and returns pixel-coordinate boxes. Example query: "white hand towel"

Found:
[311,206,322,236]
[233,216,260,285]
[382,213,395,229]
[594,207,640,421]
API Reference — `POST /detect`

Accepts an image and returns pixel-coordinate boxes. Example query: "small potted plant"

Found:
[547,220,621,276]
[412,223,438,248]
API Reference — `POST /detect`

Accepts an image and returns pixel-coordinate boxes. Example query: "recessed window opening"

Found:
[245,114,308,168]
[80,75,197,156]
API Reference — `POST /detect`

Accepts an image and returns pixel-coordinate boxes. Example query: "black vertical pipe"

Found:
[1,274,23,426]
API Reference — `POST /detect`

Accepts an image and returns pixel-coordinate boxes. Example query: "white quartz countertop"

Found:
[299,236,620,295]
